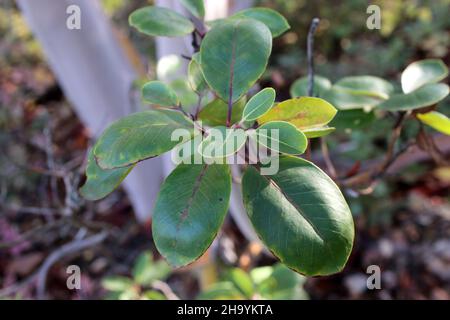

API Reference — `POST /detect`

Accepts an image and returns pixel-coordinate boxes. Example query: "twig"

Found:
[305,18,320,161]
[36,231,108,299]
[340,112,408,189]
[307,18,320,97]
[151,280,180,300]
[321,137,337,179]
[43,126,61,207]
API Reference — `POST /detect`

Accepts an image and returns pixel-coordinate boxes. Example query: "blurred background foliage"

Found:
[0,0,449,300]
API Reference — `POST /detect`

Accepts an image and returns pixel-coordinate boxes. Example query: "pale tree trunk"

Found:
[17,0,164,223]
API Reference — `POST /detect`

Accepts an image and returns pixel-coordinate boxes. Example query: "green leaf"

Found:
[330,109,375,131]
[179,0,205,18]
[377,83,449,111]
[255,121,307,155]
[79,149,134,201]
[401,59,449,94]
[170,79,198,113]
[197,282,245,300]
[242,88,276,121]
[198,98,246,126]
[416,111,450,135]
[200,19,272,103]
[256,264,307,300]
[199,126,247,158]
[322,87,382,110]
[334,76,394,99]
[153,164,232,267]
[242,156,355,276]
[129,6,195,37]
[188,53,208,95]
[142,81,179,107]
[226,268,254,299]
[94,109,194,169]
[231,7,290,37]
[141,290,166,300]
[132,252,171,285]
[290,76,331,98]
[102,276,134,292]
[302,126,335,138]
[258,97,337,130]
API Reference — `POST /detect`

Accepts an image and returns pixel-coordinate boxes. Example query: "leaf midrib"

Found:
[261,174,325,242]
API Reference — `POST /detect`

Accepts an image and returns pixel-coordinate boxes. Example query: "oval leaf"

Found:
[231,7,290,37]
[80,149,134,200]
[290,75,332,98]
[242,87,276,121]
[258,97,337,130]
[330,109,375,131]
[242,156,355,276]
[255,121,307,155]
[179,0,205,18]
[401,59,449,94]
[143,81,179,107]
[200,19,272,103]
[334,76,394,99]
[199,126,247,158]
[153,164,231,267]
[94,109,194,169]
[129,6,195,37]
[322,87,382,110]
[417,111,450,135]
[377,83,449,111]
[188,54,208,94]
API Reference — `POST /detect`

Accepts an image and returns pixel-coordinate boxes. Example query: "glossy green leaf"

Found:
[242,156,354,276]
[334,76,394,99]
[416,111,450,135]
[401,59,449,94]
[255,121,307,155]
[142,81,179,107]
[200,19,272,103]
[129,6,195,37]
[179,0,205,18]
[377,83,449,111]
[302,126,335,138]
[290,76,332,98]
[258,97,337,130]
[242,88,276,121]
[79,149,133,200]
[330,109,375,131]
[94,109,194,169]
[132,252,171,285]
[199,126,247,158]
[198,98,246,126]
[226,268,254,299]
[322,87,382,110]
[188,53,208,94]
[231,7,290,37]
[153,164,231,267]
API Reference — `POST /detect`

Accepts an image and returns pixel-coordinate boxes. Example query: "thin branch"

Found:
[36,232,108,299]
[307,18,320,97]
[321,137,337,179]
[151,280,180,300]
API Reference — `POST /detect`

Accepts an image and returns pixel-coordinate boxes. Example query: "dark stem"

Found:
[307,18,320,97]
